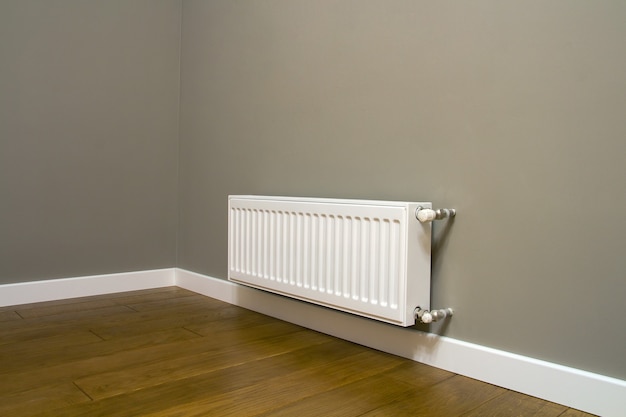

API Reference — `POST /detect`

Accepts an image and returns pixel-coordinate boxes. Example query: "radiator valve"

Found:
[414,307,454,324]
[416,207,456,223]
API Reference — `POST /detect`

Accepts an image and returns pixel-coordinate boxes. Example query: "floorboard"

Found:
[0,287,596,416]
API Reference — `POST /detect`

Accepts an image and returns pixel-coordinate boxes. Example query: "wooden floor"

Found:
[0,287,594,417]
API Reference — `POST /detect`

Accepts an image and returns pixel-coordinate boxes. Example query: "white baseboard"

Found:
[0,268,176,307]
[175,268,626,417]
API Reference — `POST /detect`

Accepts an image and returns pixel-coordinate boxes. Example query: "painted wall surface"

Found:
[0,1,181,283]
[178,1,626,380]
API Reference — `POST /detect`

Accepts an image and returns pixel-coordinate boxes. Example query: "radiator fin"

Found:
[232,208,406,309]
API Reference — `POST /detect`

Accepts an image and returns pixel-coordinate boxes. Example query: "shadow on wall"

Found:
[432,217,456,275]
[413,216,456,335]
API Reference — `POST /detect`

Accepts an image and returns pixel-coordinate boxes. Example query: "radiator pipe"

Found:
[414,307,454,324]
[416,207,456,223]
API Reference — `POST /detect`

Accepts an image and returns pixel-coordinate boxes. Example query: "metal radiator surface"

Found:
[228,196,432,326]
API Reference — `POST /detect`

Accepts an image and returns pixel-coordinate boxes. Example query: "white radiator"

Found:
[228,196,432,326]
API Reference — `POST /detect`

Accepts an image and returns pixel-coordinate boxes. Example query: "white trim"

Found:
[175,268,626,417]
[0,268,176,307]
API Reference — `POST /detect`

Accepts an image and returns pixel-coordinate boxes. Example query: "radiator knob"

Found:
[419,311,433,324]
[416,207,456,223]
[416,208,437,223]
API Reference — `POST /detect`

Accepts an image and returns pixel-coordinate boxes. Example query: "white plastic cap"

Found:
[420,311,433,324]
[417,208,437,223]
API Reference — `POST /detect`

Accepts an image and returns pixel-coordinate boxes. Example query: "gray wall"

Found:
[178,1,626,380]
[0,0,181,282]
